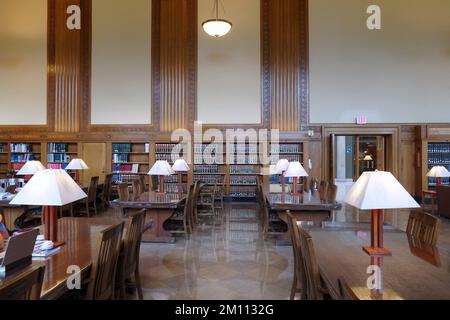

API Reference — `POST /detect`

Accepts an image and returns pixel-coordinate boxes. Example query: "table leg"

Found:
[141,209,175,243]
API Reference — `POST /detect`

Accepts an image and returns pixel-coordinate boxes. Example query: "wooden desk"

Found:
[265,192,342,242]
[0,217,121,300]
[306,227,450,300]
[110,192,184,243]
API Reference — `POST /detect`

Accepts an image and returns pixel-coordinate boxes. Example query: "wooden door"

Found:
[81,143,106,186]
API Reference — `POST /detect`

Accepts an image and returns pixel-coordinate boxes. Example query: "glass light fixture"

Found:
[202,0,232,38]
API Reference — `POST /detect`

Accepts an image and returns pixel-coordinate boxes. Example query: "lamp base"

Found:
[363,246,392,257]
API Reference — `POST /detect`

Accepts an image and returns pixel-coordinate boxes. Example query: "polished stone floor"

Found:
[103,203,450,300]
[138,205,293,300]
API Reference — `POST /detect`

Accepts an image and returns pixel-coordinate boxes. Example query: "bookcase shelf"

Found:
[46,142,79,169]
[10,142,42,173]
[111,143,150,186]
[426,142,450,190]
[0,143,8,179]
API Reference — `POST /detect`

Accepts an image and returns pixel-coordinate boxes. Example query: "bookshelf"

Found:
[10,143,42,173]
[193,143,227,190]
[155,143,189,193]
[0,143,8,178]
[269,142,304,187]
[427,142,450,189]
[111,143,150,186]
[46,142,79,169]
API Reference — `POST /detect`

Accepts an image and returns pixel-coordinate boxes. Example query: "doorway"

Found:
[81,143,106,186]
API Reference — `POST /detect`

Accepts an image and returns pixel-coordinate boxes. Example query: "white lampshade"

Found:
[172,159,190,172]
[363,155,374,161]
[148,160,174,176]
[275,159,289,174]
[16,161,46,175]
[202,19,232,37]
[284,162,309,178]
[10,169,87,206]
[426,166,450,178]
[269,165,278,176]
[344,171,420,210]
[66,158,89,170]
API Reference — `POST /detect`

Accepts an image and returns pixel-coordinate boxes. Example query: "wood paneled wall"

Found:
[153,0,197,132]
[262,0,309,131]
[48,0,90,133]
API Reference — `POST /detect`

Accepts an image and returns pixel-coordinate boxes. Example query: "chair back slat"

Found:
[88,176,99,202]
[123,210,146,274]
[298,226,324,300]
[286,212,307,300]
[0,265,45,300]
[103,174,113,202]
[118,183,130,202]
[132,180,142,201]
[417,212,440,245]
[88,222,124,300]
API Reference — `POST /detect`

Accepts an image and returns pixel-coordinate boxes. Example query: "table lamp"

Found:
[65,158,89,184]
[426,166,450,186]
[275,159,289,193]
[16,160,46,176]
[10,169,87,247]
[148,160,174,193]
[284,161,308,194]
[172,159,189,195]
[344,171,420,256]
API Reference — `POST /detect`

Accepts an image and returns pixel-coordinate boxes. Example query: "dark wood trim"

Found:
[47,0,56,132]
[80,0,92,132]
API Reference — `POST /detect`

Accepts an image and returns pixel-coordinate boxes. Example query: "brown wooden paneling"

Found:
[48,0,90,133]
[153,0,197,132]
[262,0,309,131]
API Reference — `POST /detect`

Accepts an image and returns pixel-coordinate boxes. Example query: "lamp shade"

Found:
[16,161,45,175]
[363,155,374,161]
[202,19,232,37]
[269,165,278,176]
[172,159,190,172]
[284,162,309,178]
[148,160,174,176]
[66,158,89,170]
[343,171,420,210]
[426,166,450,178]
[275,159,289,174]
[10,169,87,206]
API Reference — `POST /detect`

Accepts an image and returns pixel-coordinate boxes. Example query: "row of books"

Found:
[163,175,181,183]
[47,163,68,169]
[112,164,140,173]
[270,144,301,154]
[155,144,178,153]
[230,176,257,185]
[428,143,450,153]
[270,155,301,164]
[112,143,150,153]
[428,154,450,165]
[112,173,141,184]
[10,144,32,153]
[229,155,259,164]
[112,154,130,163]
[11,154,34,163]
[194,165,224,174]
[193,175,224,184]
[194,155,225,165]
[47,154,70,163]
[162,184,183,193]
[229,186,257,198]
[194,144,224,154]
[47,143,69,153]
[228,144,258,153]
[428,177,450,186]
[230,165,258,174]
[155,154,175,163]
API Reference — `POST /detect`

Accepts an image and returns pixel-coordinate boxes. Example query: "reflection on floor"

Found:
[139,204,292,300]
[103,203,450,300]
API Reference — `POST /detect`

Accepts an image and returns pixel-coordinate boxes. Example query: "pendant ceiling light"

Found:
[202,0,232,38]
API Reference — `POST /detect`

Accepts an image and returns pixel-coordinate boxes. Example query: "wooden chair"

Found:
[116,209,146,300]
[417,212,440,245]
[118,183,130,201]
[214,181,225,212]
[75,176,99,217]
[197,184,216,219]
[139,175,148,192]
[318,181,329,202]
[338,277,359,300]
[262,195,287,240]
[286,211,307,300]
[298,226,330,300]
[406,210,424,238]
[100,174,113,209]
[132,179,142,201]
[86,222,124,300]
[326,184,338,203]
[0,265,45,300]
[165,185,194,238]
